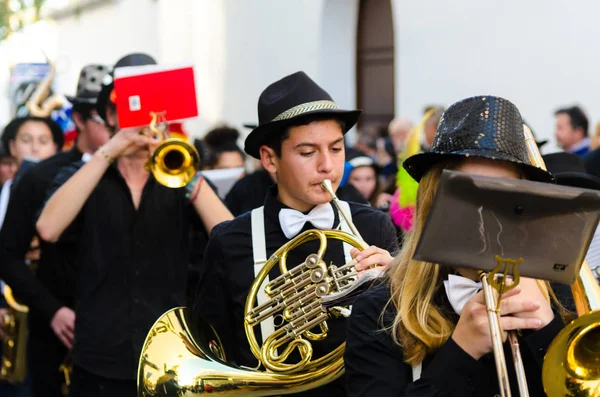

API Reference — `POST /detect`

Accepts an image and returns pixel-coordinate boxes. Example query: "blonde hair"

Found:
[386,160,557,366]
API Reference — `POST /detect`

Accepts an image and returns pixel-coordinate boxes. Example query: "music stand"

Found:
[414,170,600,285]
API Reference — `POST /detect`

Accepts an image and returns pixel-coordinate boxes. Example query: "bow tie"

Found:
[279,204,335,239]
[443,274,482,315]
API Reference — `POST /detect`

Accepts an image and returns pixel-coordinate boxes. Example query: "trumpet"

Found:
[145,112,200,188]
[137,179,369,396]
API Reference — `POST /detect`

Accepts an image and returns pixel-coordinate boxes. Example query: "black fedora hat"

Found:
[66,64,110,106]
[96,53,157,122]
[543,152,600,190]
[403,95,555,184]
[244,71,361,159]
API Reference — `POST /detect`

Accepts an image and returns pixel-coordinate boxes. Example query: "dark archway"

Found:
[356,0,395,133]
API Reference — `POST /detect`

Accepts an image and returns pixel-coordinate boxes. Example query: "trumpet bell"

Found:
[148,138,200,188]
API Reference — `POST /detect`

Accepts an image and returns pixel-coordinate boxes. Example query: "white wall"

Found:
[0,0,159,129]
[319,0,360,146]
[3,0,600,153]
[392,0,600,153]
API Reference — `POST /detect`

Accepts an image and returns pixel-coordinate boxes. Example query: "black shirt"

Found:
[53,163,200,380]
[196,186,399,397]
[345,283,564,397]
[0,148,84,329]
[225,169,274,216]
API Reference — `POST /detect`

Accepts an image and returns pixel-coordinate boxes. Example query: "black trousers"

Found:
[28,329,68,397]
[69,366,135,397]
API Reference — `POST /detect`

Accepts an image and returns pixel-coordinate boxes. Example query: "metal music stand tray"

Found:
[414,170,600,285]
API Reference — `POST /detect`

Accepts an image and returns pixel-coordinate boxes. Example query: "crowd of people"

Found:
[0,51,598,397]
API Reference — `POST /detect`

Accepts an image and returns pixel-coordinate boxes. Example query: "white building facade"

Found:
[1,0,600,152]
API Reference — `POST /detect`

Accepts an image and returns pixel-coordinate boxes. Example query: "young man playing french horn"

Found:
[195,71,399,397]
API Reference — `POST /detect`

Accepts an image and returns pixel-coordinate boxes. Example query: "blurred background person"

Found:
[202,124,246,172]
[0,116,64,226]
[554,105,590,156]
[0,145,17,186]
[346,154,392,210]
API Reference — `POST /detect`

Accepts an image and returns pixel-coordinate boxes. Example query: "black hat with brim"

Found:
[244,71,361,159]
[403,95,555,184]
[543,152,600,190]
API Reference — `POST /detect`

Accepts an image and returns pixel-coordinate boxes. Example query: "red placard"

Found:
[113,64,198,128]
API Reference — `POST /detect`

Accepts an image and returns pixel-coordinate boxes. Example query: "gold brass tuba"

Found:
[26,55,64,118]
[145,112,200,188]
[138,180,371,396]
[0,285,29,383]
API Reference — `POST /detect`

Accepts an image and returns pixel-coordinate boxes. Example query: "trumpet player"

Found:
[35,53,233,397]
[0,63,111,397]
[345,96,566,397]
[195,71,399,397]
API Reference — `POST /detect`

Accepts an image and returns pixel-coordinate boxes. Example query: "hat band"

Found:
[271,100,339,122]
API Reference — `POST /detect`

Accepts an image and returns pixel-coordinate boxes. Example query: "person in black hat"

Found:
[543,152,600,312]
[35,52,232,397]
[195,71,398,397]
[0,63,111,397]
[345,95,564,397]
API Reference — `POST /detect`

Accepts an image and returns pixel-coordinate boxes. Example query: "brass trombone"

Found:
[476,125,560,397]
[145,112,200,188]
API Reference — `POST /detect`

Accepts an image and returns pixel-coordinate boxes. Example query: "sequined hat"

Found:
[65,64,110,106]
[403,95,555,183]
[244,71,361,159]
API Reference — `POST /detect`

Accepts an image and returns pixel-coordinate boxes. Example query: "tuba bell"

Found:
[138,180,373,396]
[145,112,200,188]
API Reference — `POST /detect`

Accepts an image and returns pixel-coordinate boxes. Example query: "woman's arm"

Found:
[190,178,233,234]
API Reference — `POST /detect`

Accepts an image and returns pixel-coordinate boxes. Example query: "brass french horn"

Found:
[138,180,370,396]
